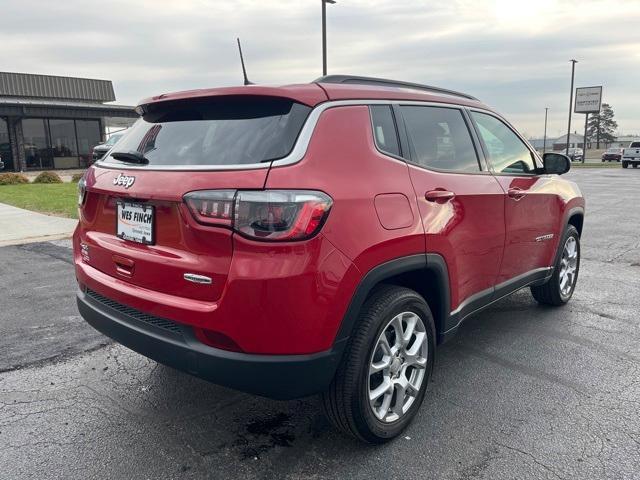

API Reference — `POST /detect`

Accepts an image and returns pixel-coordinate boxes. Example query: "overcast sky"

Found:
[2,0,639,137]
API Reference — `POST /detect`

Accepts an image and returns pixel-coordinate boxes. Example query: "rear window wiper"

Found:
[110,150,149,164]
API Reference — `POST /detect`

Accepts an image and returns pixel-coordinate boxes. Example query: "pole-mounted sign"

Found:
[575,86,602,113]
[575,86,603,163]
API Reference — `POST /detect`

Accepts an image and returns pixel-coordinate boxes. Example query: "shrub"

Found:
[71,173,84,183]
[0,173,29,185]
[33,171,63,184]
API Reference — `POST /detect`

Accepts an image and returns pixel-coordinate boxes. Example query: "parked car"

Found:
[0,154,4,171]
[567,147,583,162]
[74,75,585,443]
[622,142,640,169]
[602,147,623,162]
[91,131,126,164]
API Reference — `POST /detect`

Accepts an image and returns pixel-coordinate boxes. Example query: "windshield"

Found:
[100,97,311,167]
[105,133,124,146]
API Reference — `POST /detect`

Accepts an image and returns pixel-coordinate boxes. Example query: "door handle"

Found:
[425,190,455,202]
[507,187,526,200]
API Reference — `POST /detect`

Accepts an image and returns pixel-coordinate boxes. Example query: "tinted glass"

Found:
[471,112,536,174]
[49,119,79,168]
[400,106,479,172]
[0,117,13,170]
[22,118,53,169]
[103,98,311,166]
[370,105,400,157]
[76,120,102,166]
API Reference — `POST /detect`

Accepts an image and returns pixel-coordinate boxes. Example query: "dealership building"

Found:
[0,72,137,172]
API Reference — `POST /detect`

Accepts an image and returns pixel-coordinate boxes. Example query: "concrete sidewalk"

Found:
[0,202,77,246]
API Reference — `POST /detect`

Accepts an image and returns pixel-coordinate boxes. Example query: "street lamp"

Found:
[565,59,578,155]
[322,0,336,76]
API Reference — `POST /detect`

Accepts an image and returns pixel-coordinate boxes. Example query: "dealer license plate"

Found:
[116,202,155,244]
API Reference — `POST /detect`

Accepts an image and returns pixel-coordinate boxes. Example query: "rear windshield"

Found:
[101,97,311,167]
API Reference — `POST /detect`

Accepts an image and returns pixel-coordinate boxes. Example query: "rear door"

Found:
[469,110,561,284]
[77,96,312,304]
[398,104,506,314]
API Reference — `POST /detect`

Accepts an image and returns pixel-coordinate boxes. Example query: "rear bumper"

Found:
[77,288,345,400]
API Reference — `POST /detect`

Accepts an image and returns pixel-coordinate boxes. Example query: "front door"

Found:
[469,110,561,284]
[398,104,506,314]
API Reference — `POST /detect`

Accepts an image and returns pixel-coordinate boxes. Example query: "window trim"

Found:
[368,104,404,161]
[397,103,487,175]
[467,107,543,176]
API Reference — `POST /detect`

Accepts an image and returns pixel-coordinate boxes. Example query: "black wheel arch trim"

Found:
[334,253,451,345]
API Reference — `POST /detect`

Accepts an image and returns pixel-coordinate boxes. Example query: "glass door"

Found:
[0,118,13,171]
[22,118,53,170]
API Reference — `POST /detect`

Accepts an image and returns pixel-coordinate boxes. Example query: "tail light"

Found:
[184,189,332,241]
[78,177,87,206]
[183,190,235,227]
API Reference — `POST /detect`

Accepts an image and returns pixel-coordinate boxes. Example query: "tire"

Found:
[633,163,638,169]
[622,162,628,169]
[322,285,435,444]
[531,225,580,306]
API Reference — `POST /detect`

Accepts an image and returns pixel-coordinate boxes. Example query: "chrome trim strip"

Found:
[95,99,471,172]
[183,273,213,285]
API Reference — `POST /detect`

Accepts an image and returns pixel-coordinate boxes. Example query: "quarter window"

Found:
[400,106,480,172]
[370,105,401,157]
[471,112,536,174]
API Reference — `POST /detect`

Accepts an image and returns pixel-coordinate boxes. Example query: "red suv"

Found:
[74,76,585,443]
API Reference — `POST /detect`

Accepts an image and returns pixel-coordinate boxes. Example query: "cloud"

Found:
[2,0,639,136]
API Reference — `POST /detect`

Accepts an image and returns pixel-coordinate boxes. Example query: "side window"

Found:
[400,106,480,172]
[370,105,401,157]
[471,111,536,174]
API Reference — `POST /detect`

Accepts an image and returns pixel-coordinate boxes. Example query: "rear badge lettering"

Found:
[183,273,213,285]
[113,173,136,189]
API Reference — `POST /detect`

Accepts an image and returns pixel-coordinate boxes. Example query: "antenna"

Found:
[236,38,253,86]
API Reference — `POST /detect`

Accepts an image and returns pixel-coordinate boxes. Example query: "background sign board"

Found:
[575,86,602,113]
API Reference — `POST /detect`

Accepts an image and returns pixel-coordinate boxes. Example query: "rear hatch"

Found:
[77,94,315,303]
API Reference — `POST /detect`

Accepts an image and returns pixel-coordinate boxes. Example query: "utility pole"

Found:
[543,107,549,154]
[322,0,336,76]
[565,59,578,155]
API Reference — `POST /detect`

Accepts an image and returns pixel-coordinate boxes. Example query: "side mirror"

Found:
[542,152,571,175]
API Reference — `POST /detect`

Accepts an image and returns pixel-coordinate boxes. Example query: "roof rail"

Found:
[314,75,479,101]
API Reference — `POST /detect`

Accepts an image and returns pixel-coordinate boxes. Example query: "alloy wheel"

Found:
[559,236,578,297]
[368,311,428,423]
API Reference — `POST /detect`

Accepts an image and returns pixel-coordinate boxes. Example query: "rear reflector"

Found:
[195,328,243,352]
[184,189,332,242]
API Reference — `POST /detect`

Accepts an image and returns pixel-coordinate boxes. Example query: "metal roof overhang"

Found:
[0,97,137,120]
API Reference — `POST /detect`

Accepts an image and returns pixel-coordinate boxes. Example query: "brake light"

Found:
[183,190,235,227]
[184,190,332,241]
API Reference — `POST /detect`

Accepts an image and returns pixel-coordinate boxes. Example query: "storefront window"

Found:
[49,119,79,169]
[22,119,53,170]
[0,118,13,171]
[75,120,101,167]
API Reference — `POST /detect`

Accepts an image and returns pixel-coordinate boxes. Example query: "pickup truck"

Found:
[622,142,640,168]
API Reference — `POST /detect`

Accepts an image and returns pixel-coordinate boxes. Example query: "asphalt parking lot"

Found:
[1,168,639,480]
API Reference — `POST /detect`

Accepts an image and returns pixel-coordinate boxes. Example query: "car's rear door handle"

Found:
[425,190,455,202]
[508,187,526,200]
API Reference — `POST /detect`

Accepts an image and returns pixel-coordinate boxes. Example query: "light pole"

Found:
[322,0,336,76]
[565,59,578,155]
[543,107,549,154]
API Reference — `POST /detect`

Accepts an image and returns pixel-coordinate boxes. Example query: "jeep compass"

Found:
[74,75,585,443]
